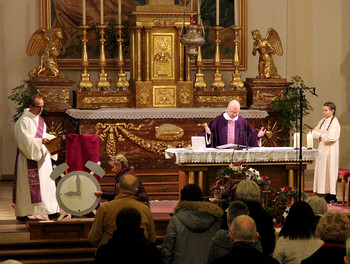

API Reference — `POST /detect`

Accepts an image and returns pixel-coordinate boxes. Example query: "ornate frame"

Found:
[41,0,247,70]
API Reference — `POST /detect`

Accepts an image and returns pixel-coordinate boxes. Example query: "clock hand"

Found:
[76,175,81,196]
[64,191,79,196]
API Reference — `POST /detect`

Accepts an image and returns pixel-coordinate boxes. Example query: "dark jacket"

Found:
[212,241,279,264]
[161,201,223,264]
[245,201,275,255]
[94,227,162,264]
[101,167,150,206]
[300,243,346,264]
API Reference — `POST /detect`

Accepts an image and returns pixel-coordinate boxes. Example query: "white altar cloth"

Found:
[165,147,319,164]
[66,108,268,120]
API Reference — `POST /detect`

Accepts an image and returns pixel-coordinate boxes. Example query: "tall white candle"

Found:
[293,133,300,149]
[234,0,239,26]
[216,0,219,26]
[118,0,121,26]
[191,0,193,12]
[307,131,313,149]
[82,0,86,25]
[100,0,104,25]
[197,0,201,25]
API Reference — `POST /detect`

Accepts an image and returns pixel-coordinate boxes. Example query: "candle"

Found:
[216,0,219,26]
[118,0,121,26]
[191,0,193,12]
[198,0,201,25]
[234,0,239,26]
[82,0,86,25]
[100,0,104,25]
[307,131,313,149]
[293,133,300,149]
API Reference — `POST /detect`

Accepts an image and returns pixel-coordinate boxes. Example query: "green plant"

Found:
[8,83,38,122]
[271,76,313,144]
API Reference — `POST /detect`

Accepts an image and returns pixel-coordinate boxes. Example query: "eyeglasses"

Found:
[33,105,45,109]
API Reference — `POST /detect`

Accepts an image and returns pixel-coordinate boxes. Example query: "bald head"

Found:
[227,100,240,119]
[118,174,139,194]
[229,215,257,243]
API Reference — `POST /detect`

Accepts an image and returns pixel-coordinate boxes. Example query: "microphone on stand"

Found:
[237,124,242,150]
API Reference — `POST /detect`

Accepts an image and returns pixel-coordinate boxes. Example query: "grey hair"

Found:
[316,212,350,244]
[230,215,257,242]
[307,196,328,216]
[236,180,261,202]
[227,200,249,224]
[109,154,129,168]
[119,174,139,191]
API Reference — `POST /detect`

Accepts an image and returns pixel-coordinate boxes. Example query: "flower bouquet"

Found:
[213,163,270,202]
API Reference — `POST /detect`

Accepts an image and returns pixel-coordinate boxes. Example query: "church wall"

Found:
[1,0,350,175]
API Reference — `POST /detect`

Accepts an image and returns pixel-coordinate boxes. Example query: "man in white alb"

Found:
[13,95,59,220]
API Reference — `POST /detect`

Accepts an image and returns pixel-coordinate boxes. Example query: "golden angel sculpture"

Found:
[27,28,65,78]
[251,28,283,79]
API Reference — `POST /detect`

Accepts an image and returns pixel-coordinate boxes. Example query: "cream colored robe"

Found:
[312,116,340,194]
[14,109,59,217]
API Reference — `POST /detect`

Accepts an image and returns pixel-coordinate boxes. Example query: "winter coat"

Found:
[161,201,223,264]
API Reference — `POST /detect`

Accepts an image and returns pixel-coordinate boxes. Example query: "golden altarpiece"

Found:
[130,0,194,108]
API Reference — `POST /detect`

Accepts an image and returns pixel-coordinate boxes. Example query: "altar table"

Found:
[165,147,319,196]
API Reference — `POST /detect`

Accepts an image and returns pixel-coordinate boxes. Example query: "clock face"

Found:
[56,171,101,216]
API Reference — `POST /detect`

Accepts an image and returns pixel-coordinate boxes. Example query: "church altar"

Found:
[165,147,319,196]
[65,108,268,170]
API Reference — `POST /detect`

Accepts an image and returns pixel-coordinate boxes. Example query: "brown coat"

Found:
[88,193,156,248]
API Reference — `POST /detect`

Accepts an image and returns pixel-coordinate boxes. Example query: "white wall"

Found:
[1,0,350,175]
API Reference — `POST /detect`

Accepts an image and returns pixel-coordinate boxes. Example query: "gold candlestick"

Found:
[194,23,206,91]
[114,25,129,91]
[96,25,111,91]
[78,25,93,91]
[210,26,225,91]
[229,26,244,90]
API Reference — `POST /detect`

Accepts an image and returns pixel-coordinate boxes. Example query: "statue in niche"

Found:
[27,28,65,78]
[251,28,283,79]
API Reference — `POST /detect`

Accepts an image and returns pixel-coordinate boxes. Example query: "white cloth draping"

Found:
[165,147,319,164]
[66,108,268,120]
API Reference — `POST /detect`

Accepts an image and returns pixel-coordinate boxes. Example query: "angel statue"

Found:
[251,28,283,79]
[27,28,65,78]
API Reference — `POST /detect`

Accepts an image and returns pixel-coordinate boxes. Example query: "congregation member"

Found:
[94,207,162,264]
[161,184,223,264]
[88,174,156,248]
[208,200,264,264]
[212,215,279,264]
[235,180,275,255]
[203,100,266,148]
[306,195,328,223]
[13,95,59,221]
[301,211,350,264]
[312,102,341,203]
[94,154,150,206]
[273,201,323,264]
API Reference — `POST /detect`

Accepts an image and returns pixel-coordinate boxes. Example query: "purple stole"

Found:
[13,116,44,204]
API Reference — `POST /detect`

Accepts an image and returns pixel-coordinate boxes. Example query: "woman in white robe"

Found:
[312,102,340,203]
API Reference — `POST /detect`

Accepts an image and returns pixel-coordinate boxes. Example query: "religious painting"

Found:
[40,0,247,70]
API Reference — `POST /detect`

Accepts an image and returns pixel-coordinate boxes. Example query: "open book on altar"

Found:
[216,143,249,149]
[45,136,64,155]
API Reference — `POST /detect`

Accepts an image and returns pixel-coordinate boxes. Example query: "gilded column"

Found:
[136,26,143,82]
[131,28,136,81]
[186,55,191,81]
[145,26,151,81]
[177,26,184,81]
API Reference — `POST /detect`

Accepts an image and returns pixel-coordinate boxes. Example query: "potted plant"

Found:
[271,75,313,145]
[8,83,38,122]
